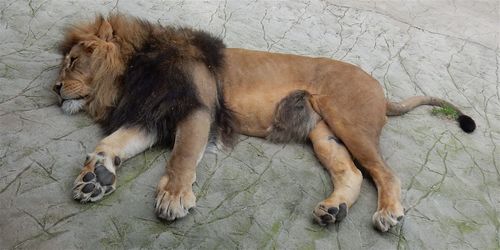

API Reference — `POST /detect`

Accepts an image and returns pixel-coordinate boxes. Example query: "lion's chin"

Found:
[61,99,85,115]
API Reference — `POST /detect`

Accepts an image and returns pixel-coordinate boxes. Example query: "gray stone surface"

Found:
[0,0,499,249]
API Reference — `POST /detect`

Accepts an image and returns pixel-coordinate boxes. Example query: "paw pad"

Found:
[314,202,348,226]
[81,183,95,193]
[95,165,114,185]
[82,172,95,182]
[73,161,116,203]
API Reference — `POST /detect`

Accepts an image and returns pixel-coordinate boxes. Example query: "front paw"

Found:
[154,175,196,221]
[73,152,117,202]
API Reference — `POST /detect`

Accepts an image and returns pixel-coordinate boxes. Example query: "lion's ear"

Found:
[97,18,113,42]
[80,40,97,54]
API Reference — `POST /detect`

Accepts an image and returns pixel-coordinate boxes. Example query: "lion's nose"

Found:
[53,82,62,95]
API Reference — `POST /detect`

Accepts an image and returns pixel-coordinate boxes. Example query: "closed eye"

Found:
[70,56,78,68]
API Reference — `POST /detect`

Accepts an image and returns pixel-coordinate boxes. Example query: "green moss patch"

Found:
[431,105,459,119]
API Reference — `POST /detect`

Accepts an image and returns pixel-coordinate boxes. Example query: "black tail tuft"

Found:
[457,115,476,133]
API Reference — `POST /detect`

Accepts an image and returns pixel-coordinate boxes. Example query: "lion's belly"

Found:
[224,82,311,138]
[221,48,322,137]
[220,48,387,138]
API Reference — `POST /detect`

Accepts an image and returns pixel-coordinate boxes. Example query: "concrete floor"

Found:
[0,0,499,249]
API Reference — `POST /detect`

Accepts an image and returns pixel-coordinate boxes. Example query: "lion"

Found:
[53,14,475,232]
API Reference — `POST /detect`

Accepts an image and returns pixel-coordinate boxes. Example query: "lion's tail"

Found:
[386,96,476,133]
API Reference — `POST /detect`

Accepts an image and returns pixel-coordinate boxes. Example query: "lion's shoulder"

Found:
[102,20,230,147]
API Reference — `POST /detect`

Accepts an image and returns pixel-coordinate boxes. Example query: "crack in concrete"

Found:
[0,163,32,194]
[339,16,368,60]
[110,0,119,12]
[217,0,234,40]
[446,42,484,119]
[259,9,270,50]
[32,159,58,182]
[404,132,445,196]
[326,3,497,51]
[326,7,348,58]
[495,52,500,101]
[407,150,448,212]
[0,64,58,104]
[268,1,311,51]
[109,217,126,249]
[205,145,285,217]
[50,123,95,141]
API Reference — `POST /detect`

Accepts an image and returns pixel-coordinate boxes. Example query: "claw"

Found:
[372,209,404,232]
[155,176,196,221]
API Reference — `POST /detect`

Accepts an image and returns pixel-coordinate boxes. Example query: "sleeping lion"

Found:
[53,14,475,232]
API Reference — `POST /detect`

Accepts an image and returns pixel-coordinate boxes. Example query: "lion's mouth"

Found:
[58,95,88,115]
[59,95,87,106]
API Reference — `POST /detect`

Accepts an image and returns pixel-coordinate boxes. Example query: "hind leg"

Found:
[312,96,404,232]
[310,121,363,225]
[342,133,404,231]
[335,130,403,231]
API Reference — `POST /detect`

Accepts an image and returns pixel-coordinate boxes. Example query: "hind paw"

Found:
[313,201,348,226]
[372,205,404,232]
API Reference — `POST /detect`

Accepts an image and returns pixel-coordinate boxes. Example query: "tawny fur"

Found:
[54,13,476,232]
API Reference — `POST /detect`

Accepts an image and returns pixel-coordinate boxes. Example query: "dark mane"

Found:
[65,14,235,147]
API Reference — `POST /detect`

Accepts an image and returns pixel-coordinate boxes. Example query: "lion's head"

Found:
[53,15,133,121]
